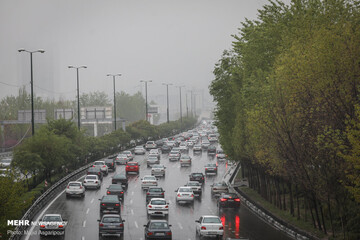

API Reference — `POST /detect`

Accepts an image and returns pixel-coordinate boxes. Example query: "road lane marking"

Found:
[86,208,90,214]
[83,220,86,227]
[90,198,94,203]
[178,222,183,229]
[134,221,139,228]
[130,199,133,205]
[131,191,134,196]
[82,236,85,240]
[131,209,134,215]
[169,200,172,204]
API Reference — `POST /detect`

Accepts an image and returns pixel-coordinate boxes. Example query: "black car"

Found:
[87,167,103,181]
[146,187,165,202]
[205,163,218,175]
[189,172,205,184]
[161,144,172,153]
[105,158,116,171]
[107,184,125,201]
[99,195,121,214]
[218,193,241,210]
[144,220,172,240]
[98,214,125,239]
[207,145,216,155]
[112,173,128,189]
[155,139,165,147]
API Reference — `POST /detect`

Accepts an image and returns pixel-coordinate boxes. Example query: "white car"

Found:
[179,142,189,153]
[185,181,202,197]
[179,155,192,167]
[195,215,224,239]
[147,198,169,217]
[149,149,161,159]
[169,150,181,161]
[122,150,134,160]
[145,141,157,150]
[116,154,129,165]
[147,156,160,167]
[93,161,108,175]
[175,186,194,204]
[83,175,101,189]
[65,181,85,198]
[193,144,202,152]
[211,182,229,195]
[151,164,166,177]
[141,175,158,189]
[39,214,67,237]
[134,146,146,155]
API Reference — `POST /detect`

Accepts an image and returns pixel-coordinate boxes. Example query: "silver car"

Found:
[175,186,194,204]
[211,182,229,195]
[185,181,202,197]
[116,154,129,165]
[151,164,166,177]
[65,181,85,198]
[98,214,125,238]
[169,150,180,161]
[39,214,67,237]
[141,175,158,189]
[147,156,160,167]
[83,175,101,189]
[147,198,169,217]
[180,155,192,167]
[134,146,146,155]
[122,150,134,160]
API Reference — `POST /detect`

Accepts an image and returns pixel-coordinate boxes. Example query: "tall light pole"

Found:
[162,83,172,123]
[107,74,122,131]
[68,65,87,130]
[186,93,189,118]
[18,48,45,136]
[140,80,152,122]
[176,85,185,122]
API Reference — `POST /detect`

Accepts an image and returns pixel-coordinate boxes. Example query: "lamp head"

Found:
[38,49,45,53]
[18,48,25,52]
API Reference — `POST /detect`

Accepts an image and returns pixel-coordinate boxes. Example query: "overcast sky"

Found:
[0,0,291,105]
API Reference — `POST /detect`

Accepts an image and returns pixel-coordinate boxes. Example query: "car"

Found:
[87,166,103,180]
[189,172,205,184]
[83,175,101,189]
[161,144,172,153]
[179,142,189,153]
[98,214,125,239]
[179,154,192,167]
[193,144,202,152]
[145,141,157,150]
[147,156,160,167]
[187,140,195,147]
[151,164,166,177]
[112,173,128,189]
[201,140,211,149]
[141,175,158,189]
[107,184,125,201]
[65,181,85,198]
[175,186,194,204]
[39,214,66,237]
[218,192,241,210]
[155,139,165,147]
[216,149,227,160]
[104,158,116,171]
[211,182,229,195]
[208,134,218,142]
[205,163,218,175]
[146,186,165,202]
[134,146,146,155]
[185,181,202,197]
[147,198,169,217]
[144,220,172,240]
[207,145,217,155]
[122,150,134,160]
[93,161,109,175]
[125,161,140,174]
[149,149,161,159]
[168,150,180,161]
[99,195,121,214]
[116,154,129,165]
[166,141,175,147]
[0,158,12,168]
[195,215,224,239]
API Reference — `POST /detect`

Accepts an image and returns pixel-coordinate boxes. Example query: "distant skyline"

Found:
[0,0,291,105]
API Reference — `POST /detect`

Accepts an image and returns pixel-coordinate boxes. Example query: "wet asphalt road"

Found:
[22,144,292,240]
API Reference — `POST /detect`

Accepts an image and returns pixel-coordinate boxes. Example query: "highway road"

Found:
[22,143,292,240]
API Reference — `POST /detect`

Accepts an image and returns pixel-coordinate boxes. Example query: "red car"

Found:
[125,162,139,174]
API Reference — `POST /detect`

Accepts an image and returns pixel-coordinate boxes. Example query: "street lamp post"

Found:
[18,48,45,136]
[68,65,87,130]
[107,74,122,131]
[176,85,185,122]
[140,80,152,122]
[162,83,173,123]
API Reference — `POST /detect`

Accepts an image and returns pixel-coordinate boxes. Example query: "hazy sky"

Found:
[0,0,291,105]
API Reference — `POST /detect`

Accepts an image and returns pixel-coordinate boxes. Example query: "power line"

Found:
[0,81,22,88]
[34,84,76,95]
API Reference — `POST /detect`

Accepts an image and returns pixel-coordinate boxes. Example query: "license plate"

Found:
[107,207,114,210]
[156,233,165,236]
[108,225,116,228]
[209,232,217,234]
[130,167,134,169]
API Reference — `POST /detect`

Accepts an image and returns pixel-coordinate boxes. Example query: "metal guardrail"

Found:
[0,151,12,159]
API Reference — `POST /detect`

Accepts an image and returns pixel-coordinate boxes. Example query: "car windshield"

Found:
[150,222,168,229]
[170,151,178,154]
[149,188,162,192]
[152,165,163,169]
[206,164,216,167]
[109,185,122,190]
[179,188,191,192]
[128,163,138,166]
[187,182,199,186]
[102,217,120,223]
[192,173,203,177]
[144,177,156,181]
[123,151,131,154]
[135,146,143,149]
[118,154,127,158]
[69,182,81,187]
[148,157,158,160]
[203,217,221,223]
[215,182,226,187]
[181,156,190,159]
[150,200,166,205]
[43,216,62,222]
[86,175,97,179]
[94,162,104,165]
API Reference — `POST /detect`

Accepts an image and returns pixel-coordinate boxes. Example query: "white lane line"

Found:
[82,236,85,240]
[131,209,134,215]
[83,220,86,227]
[134,221,139,228]
[131,191,134,196]
[178,222,183,229]
[90,198,94,203]
[86,208,90,214]
[25,175,85,240]
[130,199,133,205]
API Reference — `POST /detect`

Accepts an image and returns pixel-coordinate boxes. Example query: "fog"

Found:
[0,0,291,113]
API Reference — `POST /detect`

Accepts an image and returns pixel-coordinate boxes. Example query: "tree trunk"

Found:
[327,195,335,238]
[312,194,322,231]
[289,182,294,216]
[308,197,316,228]
[282,181,286,211]
[319,201,327,234]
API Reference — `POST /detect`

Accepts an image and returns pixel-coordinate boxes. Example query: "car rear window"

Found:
[42,216,62,222]
[179,188,191,192]
[150,222,168,229]
[69,182,81,187]
[149,188,162,192]
[102,217,120,223]
[150,200,166,205]
[203,217,221,223]
[86,175,97,179]
[128,163,138,166]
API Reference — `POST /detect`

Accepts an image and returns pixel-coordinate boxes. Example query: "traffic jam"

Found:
[29,121,244,240]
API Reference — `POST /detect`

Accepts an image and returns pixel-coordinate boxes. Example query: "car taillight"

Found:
[112,163,114,166]
[177,194,181,197]
[80,186,83,189]
[40,225,45,228]
[95,181,98,183]
[83,180,87,183]
[166,232,172,235]
[58,225,64,228]
[216,154,218,157]
[120,191,123,194]
[235,198,240,202]
[191,194,194,197]
[161,192,164,195]
[220,198,227,202]
[219,226,224,230]
[148,205,152,208]
[205,168,208,170]
[99,223,104,227]
[102,203,106,206]
[165,205,169,208]
[147,193,150,195]
[201,226,206,230]
[107,191,110,194]
[119,223,124,227]
[148,232,153,236]
[202,177,204,180]
[115,204,120,206]
[103,165,106,168]
[67,186,69,189]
